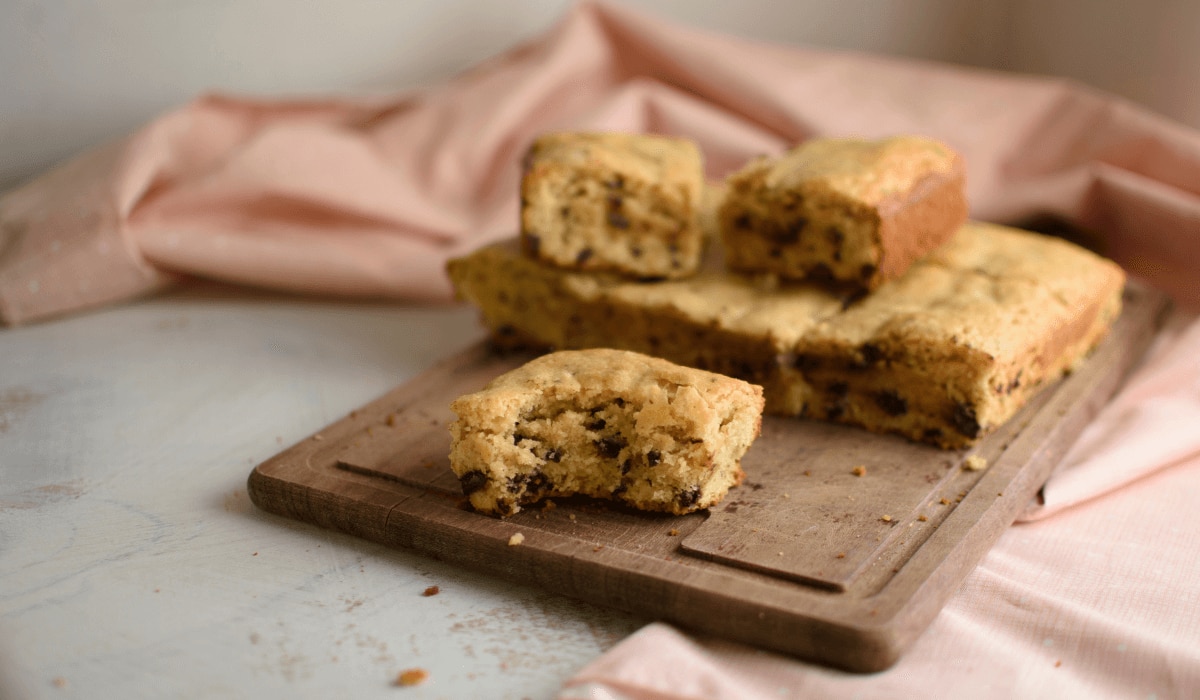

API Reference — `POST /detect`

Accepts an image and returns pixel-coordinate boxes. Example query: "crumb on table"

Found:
[964,455,989,471]
[394,668,428,686]
[508,533,525,546]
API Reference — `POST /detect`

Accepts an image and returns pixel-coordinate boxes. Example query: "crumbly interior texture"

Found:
[521,132,706,280]
[447,222,1125,449]
[719,136,967,290]
[449,349,765,516]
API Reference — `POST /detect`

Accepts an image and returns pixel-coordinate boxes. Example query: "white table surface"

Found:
[0,286,645,699]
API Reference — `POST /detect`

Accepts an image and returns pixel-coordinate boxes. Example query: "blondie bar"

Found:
[719,136,967,290]
[447,222,1124,449]
[520,132,706,279]
[448,349,764,516]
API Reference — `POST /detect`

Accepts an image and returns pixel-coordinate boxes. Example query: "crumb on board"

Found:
[964,455,988,471]
[569,513,576,521]
[394,668,429,686]
[668,529,680,537]
[508,533,525,546]
[918,514,928,522]
[783,493,791,499]
[880,514,893,522]
[851,465,867,477]
[836,552,846,559]
[312,434,324,441]
[52,677,68,688]
[541,500,557,513]
[940,498,951,505]
[803,470,812,477]
[386,414,397,427]
[422,585,440,597]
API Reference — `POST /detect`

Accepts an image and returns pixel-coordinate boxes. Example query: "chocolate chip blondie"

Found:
[719,136,967,291]
[448,349,764,516]
[520,132,706,280]
[447,222,1125,449]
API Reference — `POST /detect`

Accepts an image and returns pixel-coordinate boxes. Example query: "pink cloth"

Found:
[3,2,1200,694]
[2,2,1200,325]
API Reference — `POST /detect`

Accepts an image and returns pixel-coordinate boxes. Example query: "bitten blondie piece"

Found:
[719,136,968,291]
[520,132,706,279]
[448,349,764,516]
[447,222,1125,449]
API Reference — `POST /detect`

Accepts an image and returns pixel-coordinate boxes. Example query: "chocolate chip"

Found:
[620,459,633,475]
[826,402,845,420]
[526,470,550,494]
[496,325,516,337]
[794,354,821,372]
[608,211,631,229]
[459,470,489,495]
[676,486,701,510]
[646,450,661,467]
[734,214,752,229]
[513,432,530,445]
[922,428,944,442]
[524,234,540,257]
[638,275,667,282]
[828,381,849,398]
[860,343,883,365]
[576,248,593,264]
[807,263,834,283]
[860,263,877,280]
[560,206,570,218]
[611,482,628,498]
[841,289,867,310]
[614,398,625,408]
[595,436,627,458]
[768,248,782,259]
[826,226,844,247]
[545,448,562,463]
[585,418,606,431]
[1006,370,1023,395]
[605,174,625,189]
[774,218,806,244]
[874,390,908,416]
[951,403,981,438]
[631,246,643,258]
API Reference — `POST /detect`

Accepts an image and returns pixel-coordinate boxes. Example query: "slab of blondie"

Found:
[448,349,764,516]
[520,132,706,280]
[447,222,1125,449]
[719,136,967,291]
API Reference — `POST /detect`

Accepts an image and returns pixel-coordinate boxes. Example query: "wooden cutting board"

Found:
[248,283,1168,672]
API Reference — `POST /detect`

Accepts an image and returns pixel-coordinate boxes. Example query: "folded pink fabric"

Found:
[2,1,1199,327]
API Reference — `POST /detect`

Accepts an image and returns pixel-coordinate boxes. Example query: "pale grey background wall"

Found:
[4,0,1198,191]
